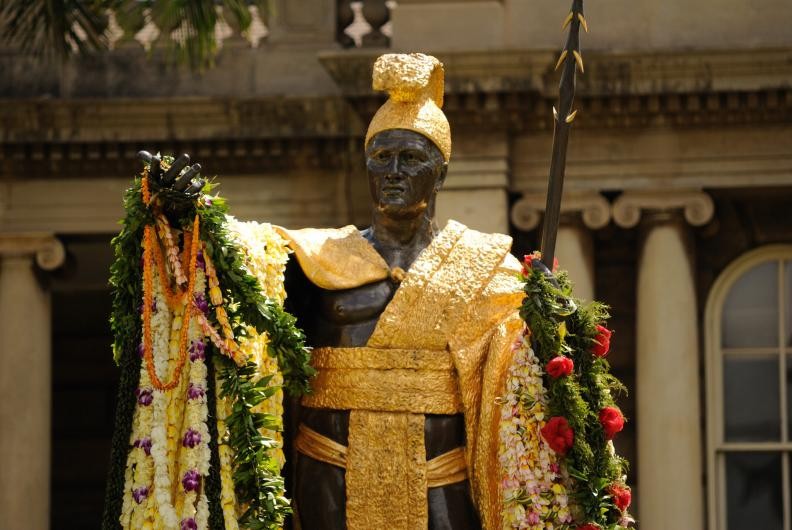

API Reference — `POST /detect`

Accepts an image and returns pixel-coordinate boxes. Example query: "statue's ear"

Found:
[436,162,448,191]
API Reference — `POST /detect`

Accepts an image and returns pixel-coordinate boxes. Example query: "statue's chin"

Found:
[376,199,428,220]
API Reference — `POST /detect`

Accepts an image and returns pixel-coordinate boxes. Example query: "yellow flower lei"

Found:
[215,218,291,528]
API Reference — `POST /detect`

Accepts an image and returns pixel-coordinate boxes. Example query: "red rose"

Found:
[541,416,575,455]
[577,524,601,530]
[522,253,536,276]
[599,406,625,440]
[609,484,632,511]
[546,356,574,378]
[591,324,612,357]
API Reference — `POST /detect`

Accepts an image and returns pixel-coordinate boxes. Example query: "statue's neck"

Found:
[367,210,437,270]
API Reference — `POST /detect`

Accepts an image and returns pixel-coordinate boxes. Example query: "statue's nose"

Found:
[385,156,401,179]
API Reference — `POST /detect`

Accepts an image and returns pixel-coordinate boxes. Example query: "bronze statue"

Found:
[139,53,559,530]
[286,127,480,530]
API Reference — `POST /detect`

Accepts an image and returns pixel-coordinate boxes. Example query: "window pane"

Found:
[726,452,782,530]
[724,356,779,441]
[722,261,779,348]
[785,261,792,347]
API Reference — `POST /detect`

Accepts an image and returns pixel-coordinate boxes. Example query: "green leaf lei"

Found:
[103,174,313,529]
[520,264,631,530]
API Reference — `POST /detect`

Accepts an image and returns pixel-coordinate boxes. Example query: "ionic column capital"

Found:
[0,233,65,270]
[612,190,714,229]
[510,191,611,231]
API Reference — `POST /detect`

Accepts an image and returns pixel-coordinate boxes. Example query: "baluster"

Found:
[244,5,269,48]
[113,0,145,49]
[134,8,161,51]
[337,0,355,48]
[361,0,390,48]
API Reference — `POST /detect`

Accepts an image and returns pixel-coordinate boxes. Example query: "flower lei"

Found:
[499,332,572,529]
[104,162,313,530]
[516,252,633,529]
[119,185,212,528]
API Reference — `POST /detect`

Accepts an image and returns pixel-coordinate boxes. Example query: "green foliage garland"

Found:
[102,178,149,529]
[520,264,631,529]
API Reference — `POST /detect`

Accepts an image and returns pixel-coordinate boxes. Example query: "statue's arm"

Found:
[281,257,315,528]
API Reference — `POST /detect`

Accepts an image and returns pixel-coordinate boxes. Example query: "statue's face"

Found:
[365,129,447,218]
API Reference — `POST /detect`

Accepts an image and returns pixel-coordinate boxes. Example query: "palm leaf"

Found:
[0,0,270,69]
[0,0,110,58]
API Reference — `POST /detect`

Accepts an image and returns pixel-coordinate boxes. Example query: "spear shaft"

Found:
[539,0,586,268]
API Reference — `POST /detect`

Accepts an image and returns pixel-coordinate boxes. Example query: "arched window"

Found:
[706,246,792,530]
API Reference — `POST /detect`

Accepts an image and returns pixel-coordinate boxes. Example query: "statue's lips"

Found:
[382,185,406,194]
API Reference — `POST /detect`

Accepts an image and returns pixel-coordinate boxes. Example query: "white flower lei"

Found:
[121,254,212,529]
[499,332,572,529]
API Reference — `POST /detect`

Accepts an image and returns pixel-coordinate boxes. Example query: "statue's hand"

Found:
[137,151,206,196]
[531,258,557,286]
[137,151,207,220]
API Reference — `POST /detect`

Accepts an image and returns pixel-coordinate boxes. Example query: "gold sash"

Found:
[302,347,463,414]
[301,346,463,530]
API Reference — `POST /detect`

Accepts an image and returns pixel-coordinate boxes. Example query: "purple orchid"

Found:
[189,339,206,362]
[135,388,153,406]
[132,486,149,504]
[193,293,209,314]
[187,383,206,401]
[182,428,202,448]
[182,469,201,493]
[134,437,152,456]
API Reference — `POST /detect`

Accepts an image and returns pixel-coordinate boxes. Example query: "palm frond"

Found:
[0,0,271,69]
[0,0,111,59]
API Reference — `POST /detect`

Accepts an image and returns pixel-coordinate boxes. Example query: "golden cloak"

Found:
[276,220,526,530]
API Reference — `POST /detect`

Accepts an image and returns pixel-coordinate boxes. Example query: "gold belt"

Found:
[296,424,468,488]
[299,346,465,529]
[301,347,463,414]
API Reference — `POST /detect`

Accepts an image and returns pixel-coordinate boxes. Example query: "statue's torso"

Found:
[295,270,467,458]
[286,238,480,530]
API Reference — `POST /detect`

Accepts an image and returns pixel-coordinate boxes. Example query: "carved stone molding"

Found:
[0,234,66,270]
[611,190,714,229]
[510,191,611,231]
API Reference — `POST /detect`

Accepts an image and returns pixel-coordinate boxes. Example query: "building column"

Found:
[511,191,609,300]
[0,234,65,530]
[613,190,714,530]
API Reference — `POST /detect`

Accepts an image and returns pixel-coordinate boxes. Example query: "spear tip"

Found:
[562,11,574,30]
[578,13,589,33]
[555,50,568,71]
[572,50,585,73]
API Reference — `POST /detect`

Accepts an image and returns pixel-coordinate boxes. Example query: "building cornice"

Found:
[320,47,792,131]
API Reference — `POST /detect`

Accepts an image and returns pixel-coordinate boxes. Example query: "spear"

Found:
[539,0,587,269]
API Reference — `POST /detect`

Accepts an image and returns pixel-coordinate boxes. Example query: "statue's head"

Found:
[364,53,450,220]
[366,129,447,218]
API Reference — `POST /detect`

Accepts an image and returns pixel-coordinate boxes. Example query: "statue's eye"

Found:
[402,152,418,163]
[376,151,390,162]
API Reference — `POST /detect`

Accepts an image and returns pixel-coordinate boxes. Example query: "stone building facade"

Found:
[1,1,791,528]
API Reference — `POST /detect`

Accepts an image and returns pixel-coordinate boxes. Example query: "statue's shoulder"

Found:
[444,219,519,270]
[273,225,390,290]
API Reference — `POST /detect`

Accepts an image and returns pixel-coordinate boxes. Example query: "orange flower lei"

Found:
[141,175,201,391]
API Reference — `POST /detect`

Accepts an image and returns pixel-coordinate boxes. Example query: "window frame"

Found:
[705,245,792,530]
